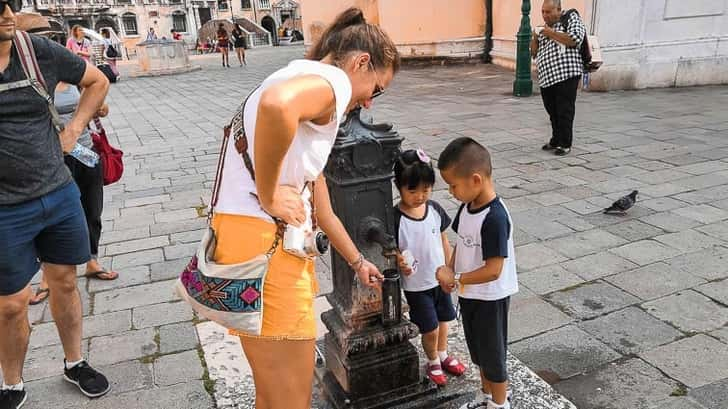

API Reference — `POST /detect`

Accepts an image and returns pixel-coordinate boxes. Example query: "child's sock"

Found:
[438,350,448,361]
[488,399,510,409]
[1,380,24,391]
[427,358,443,374]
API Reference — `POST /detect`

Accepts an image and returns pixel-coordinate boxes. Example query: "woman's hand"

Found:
[263,185,306,226]
[355,259,384,288]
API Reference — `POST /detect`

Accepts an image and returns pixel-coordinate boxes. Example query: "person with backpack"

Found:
[530,0,586,156]
[0,6,111,408]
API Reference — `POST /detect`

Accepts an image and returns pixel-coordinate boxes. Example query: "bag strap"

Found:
[13,31,65,134]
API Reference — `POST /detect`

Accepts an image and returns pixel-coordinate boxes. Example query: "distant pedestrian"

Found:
[146,27,157,41]
[217,23,230,67]
[65,25,90,63]
[531,0,586,156]
[232,23,246,66]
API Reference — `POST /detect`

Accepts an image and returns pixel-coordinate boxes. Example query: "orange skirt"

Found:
[212,213,319,340]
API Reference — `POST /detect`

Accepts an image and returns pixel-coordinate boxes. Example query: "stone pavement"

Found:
[8,45,728,409]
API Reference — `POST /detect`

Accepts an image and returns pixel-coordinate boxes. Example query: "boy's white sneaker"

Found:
[458,389,489,409]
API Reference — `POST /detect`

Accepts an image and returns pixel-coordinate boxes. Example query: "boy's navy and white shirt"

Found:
[452,197,518,301]
[394,200,451,292]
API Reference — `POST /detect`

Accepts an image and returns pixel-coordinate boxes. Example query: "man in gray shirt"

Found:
[0,5,110,408]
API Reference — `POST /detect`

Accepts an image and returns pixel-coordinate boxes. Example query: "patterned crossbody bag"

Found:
[175,88,287,335]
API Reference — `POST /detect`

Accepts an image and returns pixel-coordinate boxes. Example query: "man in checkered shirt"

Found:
[530,0,586,156]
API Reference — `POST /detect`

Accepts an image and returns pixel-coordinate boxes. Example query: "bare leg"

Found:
[241,336,315,409]
[480,368,491,395]
[0,286,32,385]
[437,321,448,354]
[488,380,508,405]
[43,262,83,363]
[421,328,438,361]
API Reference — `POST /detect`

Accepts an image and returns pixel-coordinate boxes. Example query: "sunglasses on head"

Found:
[1,0,22,14]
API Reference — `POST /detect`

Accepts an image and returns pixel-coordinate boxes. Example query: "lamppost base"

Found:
[513,79,534,97]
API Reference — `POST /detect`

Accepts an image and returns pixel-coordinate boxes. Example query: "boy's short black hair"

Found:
[438,137,492,177]
[394,149,436,190]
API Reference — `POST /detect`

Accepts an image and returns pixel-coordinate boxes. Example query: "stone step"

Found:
[197,296,576,409]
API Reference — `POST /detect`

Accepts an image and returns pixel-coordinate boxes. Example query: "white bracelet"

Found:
[348,253,364,272]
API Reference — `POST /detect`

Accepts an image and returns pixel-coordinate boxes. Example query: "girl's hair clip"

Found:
[416,148,431,164]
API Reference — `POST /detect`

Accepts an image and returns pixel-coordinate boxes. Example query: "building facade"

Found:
[301,0,728,90]
[23,0,300,53]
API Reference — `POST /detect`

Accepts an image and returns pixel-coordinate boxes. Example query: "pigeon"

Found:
[604,190,638,214]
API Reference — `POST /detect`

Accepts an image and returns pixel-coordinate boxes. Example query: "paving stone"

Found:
[603,219,666,242]
[100,360,155,395]
[562,251,639,281]
[561,199,605,215]
[22,376,90,408]
[513,217,574,240]
[89,381,214,409]
[654,229,725,253]
[154,208,199,224]
[710,327,728,344]
[544,229,627,259]
[133,300,194,329]
[150,257,190,281]
[30,310,132,349]
[164,242,198,260]
[672,204,728,224]
[640,335,728,388]
[609,240,678,266]
[514,242,568,271]
[99,226,151,245]
[639,197,689,212]
[664,246,728,281]
[517,264,585,295]
[649,397,709,409]
[94,279,179,313]
[695,278,728,305]
[89,328,157,366]
[578,307,682,354]
[149,218,207,236]
[606,262,707,301]
[111,249,164,270]
[104,236,170,257]
[153,350,205,387]
[556,358,677,409]
[696,220,728,241]
[159,322,199,354]
[643,290,728,333]
[640,212,702,233]
[689,378,728,409]
[527,192,572,206]
[510,325,621,380]
[124,194,171,207]
[24,342,89,381]
[546,281,640,320]
[88,265,151,293]
[509,295,573,342]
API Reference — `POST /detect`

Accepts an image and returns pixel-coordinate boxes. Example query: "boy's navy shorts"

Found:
[459,296,510,383]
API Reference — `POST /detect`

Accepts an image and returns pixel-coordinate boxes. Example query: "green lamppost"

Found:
[513,0,533,96]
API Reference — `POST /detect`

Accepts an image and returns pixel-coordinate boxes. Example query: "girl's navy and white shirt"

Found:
[452,197,518,301]
[394,200,451,292]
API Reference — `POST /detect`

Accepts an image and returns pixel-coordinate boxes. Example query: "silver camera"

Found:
[282,225,330,258]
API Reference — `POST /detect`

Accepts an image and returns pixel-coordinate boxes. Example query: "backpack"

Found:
[11,31,124,185]
[560,9,600,73]
[105,43,119,59]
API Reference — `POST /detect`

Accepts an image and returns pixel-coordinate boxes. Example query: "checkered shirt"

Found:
[535,11,586,88]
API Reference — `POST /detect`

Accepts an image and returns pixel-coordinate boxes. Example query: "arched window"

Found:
[172,12,187,33]
[122,13,138,36]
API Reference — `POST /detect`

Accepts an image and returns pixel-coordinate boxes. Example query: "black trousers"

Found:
[64,155,104,258]
[540,76,580,149]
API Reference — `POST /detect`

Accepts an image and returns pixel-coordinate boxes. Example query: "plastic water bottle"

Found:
[69,143,99,167]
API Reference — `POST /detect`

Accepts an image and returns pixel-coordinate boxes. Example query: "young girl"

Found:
[394,148,466,386]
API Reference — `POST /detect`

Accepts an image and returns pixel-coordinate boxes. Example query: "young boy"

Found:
[435,137,518,409]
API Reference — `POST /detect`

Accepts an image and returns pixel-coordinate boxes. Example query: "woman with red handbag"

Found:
[30,82,119,304]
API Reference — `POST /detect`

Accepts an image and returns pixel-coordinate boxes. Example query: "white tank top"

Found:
[215,59,353,230]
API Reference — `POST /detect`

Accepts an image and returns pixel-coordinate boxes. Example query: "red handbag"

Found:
[91,118,124,185]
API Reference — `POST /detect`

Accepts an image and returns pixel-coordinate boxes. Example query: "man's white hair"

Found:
[545,0,562,9]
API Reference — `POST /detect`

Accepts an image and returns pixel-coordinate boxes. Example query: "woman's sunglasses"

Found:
[1,0,22,14]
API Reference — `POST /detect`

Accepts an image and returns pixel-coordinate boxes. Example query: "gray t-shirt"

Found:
[0,34,86,205]
[55,85,92,149]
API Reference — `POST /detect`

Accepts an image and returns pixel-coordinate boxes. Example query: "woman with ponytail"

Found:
[211,7,401,408]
